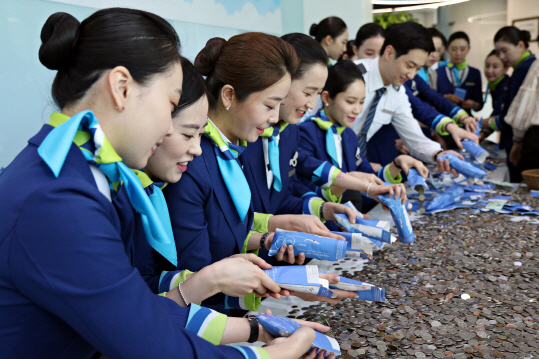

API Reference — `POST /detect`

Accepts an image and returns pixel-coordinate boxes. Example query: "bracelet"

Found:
[319,202,325,220]
[260,232,271,250]
[178,282,190,306]
[247,316,260,343]
[366,182,374,197]
[392,159,402,170]
[433,150,444,161]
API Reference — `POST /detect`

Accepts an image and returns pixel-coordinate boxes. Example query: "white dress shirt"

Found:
[352,57,442,163]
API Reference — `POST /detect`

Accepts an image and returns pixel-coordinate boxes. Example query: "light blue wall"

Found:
[0,0,372,167]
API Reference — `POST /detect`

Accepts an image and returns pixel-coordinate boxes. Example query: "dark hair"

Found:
[39,9,181,109]
[281,33,328,80]
[487,49,500,58]
[428,27,447,48]
[381,22,435,58]
[339,40,356,61]
[448,31,470,46]
[172,57,207,117]
[309,17,347,43]
[494,26,531,49]
[324,60,364,99]
[195,32,299,109]
[354,23,384,48]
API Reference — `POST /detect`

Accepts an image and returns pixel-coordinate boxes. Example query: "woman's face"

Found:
[484,54,505,83]
[229,74,291,142]
[495,40,526,67]
[427,36,445,67]
[144,96,208,183]
[326,29,349,60]
[447,38,470,65]
[356,35,384,59]
[324,79,366,128]
[108,62,183,169]
[279,64,328,125]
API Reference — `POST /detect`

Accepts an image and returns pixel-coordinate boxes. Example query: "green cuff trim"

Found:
[242,231,260,255]
[242,292,262,311]
[201,312,228,345]
[453,109,467,123]
[158,292,167,297]
[310,197,325,222]
[324,186,342,203]
[489,117,499,131]
[384,165,402,184]
[330,167,343,184]
[173,270,194,288]
[253,212,273,233]
[436,117,454,136]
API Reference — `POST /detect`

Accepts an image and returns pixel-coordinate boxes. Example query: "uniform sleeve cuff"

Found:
[159,270,195,293]
[303,197,325,222]
[318,186,342,203]
[186,304,228,345]
[225,293,262,311]
[252,212,273,233]
[489,117,500,131]
[513,129,526,138]
[382,164,402,184]
[435,117,454,136]
[453,109,467,122]
[229,346,271,359]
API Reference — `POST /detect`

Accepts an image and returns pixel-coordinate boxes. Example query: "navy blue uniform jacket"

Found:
[0,125,242,359]
[436,65,484,114]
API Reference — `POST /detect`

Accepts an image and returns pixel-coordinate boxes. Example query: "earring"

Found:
[116,106,125,111]
[226,105,230,111]
[325,103,329,106]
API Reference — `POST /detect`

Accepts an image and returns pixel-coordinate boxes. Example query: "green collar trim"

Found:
[312,118,346,135]
[260,121,289,137]
[488,75,506,91]
[205,118,247,148]
[513,51,531,69]
[448,60,467,70]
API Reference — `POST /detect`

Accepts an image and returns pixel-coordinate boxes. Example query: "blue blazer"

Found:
[241,125,303,216]
[436,65,484,114]
[0,125,242,359]
[164,135,254,272]
[298,120,375,185]
[489,75,509,117]
[406,74,463,118]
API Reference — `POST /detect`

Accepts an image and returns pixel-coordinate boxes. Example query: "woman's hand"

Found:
[446,122,479,149]
[289,273,359,305]
[444,93,463,105]
[461,99,475,110]
[509,141,523,166]
[198,255,282,298]
[395,139,410,155]
[347,171,384,185]
[433,150,464,176]
[368,183,407,207]
[394,155,429,178]
[268,215,344,240]
[459,115,478,133]
[321,202,369,223]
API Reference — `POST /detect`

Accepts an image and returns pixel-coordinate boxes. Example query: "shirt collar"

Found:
[367,57,387,94]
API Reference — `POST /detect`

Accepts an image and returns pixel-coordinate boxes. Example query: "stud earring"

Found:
[116,106,125,111]
[226,105,230,111]
[325,103,329,106]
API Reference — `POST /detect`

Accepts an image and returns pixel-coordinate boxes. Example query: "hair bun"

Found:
[39,12,80,70]
[309,23,318,36]
[520,29,532,42]
[195,37,226,77]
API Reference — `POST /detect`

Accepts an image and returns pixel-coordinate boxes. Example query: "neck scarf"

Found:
[205,119,251,222]
[259,121,289,192]
[513,51,531,69]
[39,111,177,266]
[311,109,346,168]
[485,75,507,103]
[448,60,467,87]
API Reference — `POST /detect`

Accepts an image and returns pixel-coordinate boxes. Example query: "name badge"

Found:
[382,109,395,115]
[288,168,296,177]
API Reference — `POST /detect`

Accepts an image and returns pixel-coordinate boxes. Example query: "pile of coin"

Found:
[290,187,539,358]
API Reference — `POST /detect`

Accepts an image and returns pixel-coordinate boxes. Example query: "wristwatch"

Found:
[247,316,259,343]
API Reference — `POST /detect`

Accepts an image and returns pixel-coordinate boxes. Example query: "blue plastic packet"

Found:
[425,186,464,211]
[462,140,488,163]
[483,162,497,171]
[377,193,415,244]
[333,213,394,244]
[256,314,340,356]
[475,117,483,136]
[438,153,487,179]
[531,190,539,198]
[263,265,336,298]
[408,168,428,193]
[454,87,467,99]
[268,229,347,261]
[328,276,386,302]
[330,231,377,259]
